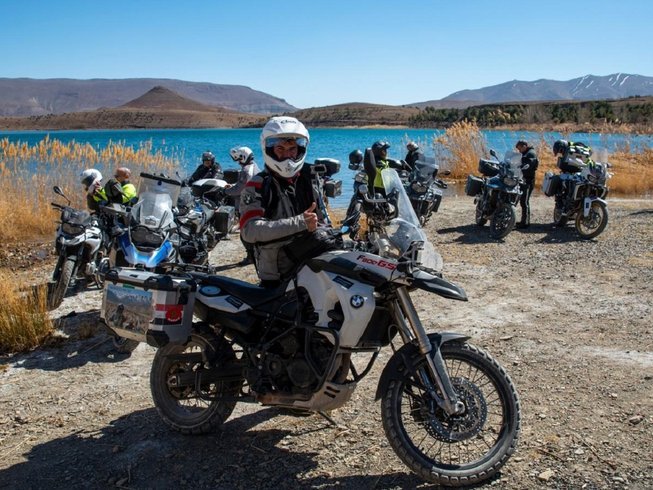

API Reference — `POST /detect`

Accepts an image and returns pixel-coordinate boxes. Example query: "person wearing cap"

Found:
[187,151,223,185]
[515,140,539,229]
[364,140,407,195]
[104,167,138,206]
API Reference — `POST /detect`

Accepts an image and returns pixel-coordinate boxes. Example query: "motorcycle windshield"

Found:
[131,192,175,230]
[503,150,523,180]
[132,174,182,230]
[380,169,440,270]
[138,174,182,204]
[412,156,438,183]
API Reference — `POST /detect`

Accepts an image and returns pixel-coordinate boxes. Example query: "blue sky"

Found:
[3,0,652,108]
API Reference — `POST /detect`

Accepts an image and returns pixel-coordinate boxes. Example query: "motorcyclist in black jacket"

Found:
[187,151,223,185]
[515,140,539,228]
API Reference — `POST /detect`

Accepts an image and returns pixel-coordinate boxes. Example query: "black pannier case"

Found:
[465,175,483,196]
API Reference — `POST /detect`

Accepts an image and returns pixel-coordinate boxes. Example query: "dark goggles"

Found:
[265,137,308,148]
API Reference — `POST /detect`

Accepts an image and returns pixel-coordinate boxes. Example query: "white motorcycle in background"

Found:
[47,186,107,310]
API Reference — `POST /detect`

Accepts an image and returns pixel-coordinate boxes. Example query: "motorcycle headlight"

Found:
[61,222,85,236]
[411,182,427,193]
[502,176,518,187]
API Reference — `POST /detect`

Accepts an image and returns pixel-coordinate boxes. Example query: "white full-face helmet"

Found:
[260,116,309,178]
[80,169,103,193]
[229,146,254,165]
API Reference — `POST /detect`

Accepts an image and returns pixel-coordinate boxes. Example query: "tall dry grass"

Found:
[0,271,53,353]
[0,137,180,243]
[431,121,488,179]
[427,123,653,196]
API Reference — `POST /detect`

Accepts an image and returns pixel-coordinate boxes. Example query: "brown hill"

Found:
[289,102,420,127]
[0,87,266,130]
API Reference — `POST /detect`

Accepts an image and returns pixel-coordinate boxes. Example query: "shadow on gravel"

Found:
[0,310,133,371]
[629,209,653,216]
[0,406,438,489]
[536,224,583,244]
[437,224,506,244]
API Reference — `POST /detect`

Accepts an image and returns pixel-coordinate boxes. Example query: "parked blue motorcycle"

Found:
[465,149,523,239]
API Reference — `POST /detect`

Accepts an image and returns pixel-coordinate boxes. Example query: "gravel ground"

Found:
[1,195,652,489]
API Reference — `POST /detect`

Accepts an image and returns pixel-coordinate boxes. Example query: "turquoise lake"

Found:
[2,128,651,207]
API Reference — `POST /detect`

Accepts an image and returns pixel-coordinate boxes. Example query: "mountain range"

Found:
[412,73,653,109]
[0,77,296,117]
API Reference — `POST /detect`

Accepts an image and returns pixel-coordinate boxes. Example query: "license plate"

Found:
[104,284,154,335]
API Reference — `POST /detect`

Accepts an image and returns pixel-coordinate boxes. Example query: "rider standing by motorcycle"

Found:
[187,151,223,185]
[80,169,107,213]
[404,141,424,171]
[104,167,138,206]
[239,116,333,288]
[364,141,406,195]
[226,146,261,266]
[225,146,261,212]
[515,140,539,229]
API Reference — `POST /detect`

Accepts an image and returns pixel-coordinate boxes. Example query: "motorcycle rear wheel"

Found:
[575,201,608,239]
[150,331,242,434]
[47,256,75,310]
[490,204,515,239]
[381,341,521,487]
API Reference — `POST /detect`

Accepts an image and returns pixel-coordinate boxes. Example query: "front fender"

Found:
[411,270,468,301]
[583,197,607,217]
[374,332,471,401]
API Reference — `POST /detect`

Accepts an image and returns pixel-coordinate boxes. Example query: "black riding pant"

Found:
[519,179,534,225]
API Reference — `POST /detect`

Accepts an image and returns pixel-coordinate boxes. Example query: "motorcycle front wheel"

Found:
[381,342,521,487]
[150,331,242,434]
[490,204,515,239]
[575,200,608,239]
[474,200,487,226]
[553,196,568,227]
[47,256,76,310]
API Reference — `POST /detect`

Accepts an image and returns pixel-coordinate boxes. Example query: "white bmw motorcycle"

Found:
[104,170,521,486]
[47,186,107,310]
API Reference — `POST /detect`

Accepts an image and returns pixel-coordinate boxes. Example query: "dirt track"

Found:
[1,195,652,489]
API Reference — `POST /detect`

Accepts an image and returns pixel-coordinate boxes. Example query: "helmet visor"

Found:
[81,174,97,188]
[265,137,308,162]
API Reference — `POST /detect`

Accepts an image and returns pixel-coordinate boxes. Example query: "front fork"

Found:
[394,287,464,416]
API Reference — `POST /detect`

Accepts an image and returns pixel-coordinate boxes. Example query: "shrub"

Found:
[0,272,53,353]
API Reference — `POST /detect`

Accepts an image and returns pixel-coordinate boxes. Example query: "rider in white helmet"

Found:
[80,168,107,212]
[225,146,260,204]
[239,116,330,286]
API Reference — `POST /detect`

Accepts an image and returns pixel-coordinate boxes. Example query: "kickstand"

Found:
[318,411,338,426]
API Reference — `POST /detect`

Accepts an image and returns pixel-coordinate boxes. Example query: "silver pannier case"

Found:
[101,268,196,348]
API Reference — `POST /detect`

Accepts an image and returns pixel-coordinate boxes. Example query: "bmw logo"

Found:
[350,295,365,308]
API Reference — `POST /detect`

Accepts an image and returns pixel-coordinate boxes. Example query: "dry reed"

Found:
[0,137,179,243]
[0,272,53,353]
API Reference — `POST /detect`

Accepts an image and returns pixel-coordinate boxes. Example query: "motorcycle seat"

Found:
[200,274,288,308]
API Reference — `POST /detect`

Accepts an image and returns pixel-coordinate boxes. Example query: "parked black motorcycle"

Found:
[466,150,522,239]
[405,156,449,226]
[542,157,612,240]
[47,186,108,310]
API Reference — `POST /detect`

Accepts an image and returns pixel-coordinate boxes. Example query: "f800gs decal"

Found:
[356,255,397,271]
